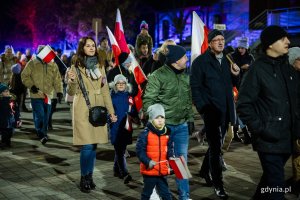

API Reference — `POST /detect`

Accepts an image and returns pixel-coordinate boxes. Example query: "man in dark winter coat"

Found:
[237,25,298,200]
[190,29,240,199]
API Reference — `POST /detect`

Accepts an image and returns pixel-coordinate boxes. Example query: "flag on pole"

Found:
[129,53,147,84]
[169,156,192,179]
[191,11,209,64]
[129,53,146,112]
[106,26,121,66]
[44,94,51,105]
[112,9,147,112]
[37,45,56,63]
[114,8,130,54]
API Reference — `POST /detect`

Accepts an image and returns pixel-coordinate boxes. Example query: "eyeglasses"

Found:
[211,38,225,43]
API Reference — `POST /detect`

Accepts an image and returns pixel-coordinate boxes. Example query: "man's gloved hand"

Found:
[57,92,63,104]
[30,85,39,94]
[187,121,195,135]
[148,160,156,169]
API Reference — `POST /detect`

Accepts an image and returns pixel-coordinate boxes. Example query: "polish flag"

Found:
[112,9,147,112]
[106,26,121,66]
[129,53,146,112]
[114,8,130,54]
[129,53,147,85]
[37,45,56,63]
[191,11,209,64]
[169,156,192,179]
[44,94,51,105]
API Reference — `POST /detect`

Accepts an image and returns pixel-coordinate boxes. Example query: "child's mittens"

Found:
[148,160,156,169]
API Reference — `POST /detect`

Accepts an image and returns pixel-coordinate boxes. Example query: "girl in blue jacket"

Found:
[109,74,137,184]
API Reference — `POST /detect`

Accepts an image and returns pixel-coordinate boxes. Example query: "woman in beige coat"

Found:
[67,36,117,193]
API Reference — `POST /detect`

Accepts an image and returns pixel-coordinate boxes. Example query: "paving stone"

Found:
[0,102,298,200]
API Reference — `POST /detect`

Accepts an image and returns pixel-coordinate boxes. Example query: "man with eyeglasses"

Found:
[190,29,240,199]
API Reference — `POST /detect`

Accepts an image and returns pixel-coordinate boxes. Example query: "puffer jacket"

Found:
[143,64,194,125]
[21,59,63,99]
[237,54,297,153]
[136,122,173,176]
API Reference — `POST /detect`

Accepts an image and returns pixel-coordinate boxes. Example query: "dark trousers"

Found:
[48,99,57,128]
[0,128,13,146]
[253,152,290,200]
[141,175,172,200]
[113,143,128,176]
[200,109,228,188]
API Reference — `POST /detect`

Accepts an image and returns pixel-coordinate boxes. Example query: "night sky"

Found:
[0,0,299,52]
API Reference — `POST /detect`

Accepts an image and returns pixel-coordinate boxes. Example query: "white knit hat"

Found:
[113,74,128,84]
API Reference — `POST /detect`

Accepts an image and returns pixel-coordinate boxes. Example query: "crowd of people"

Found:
[0,21,300,200]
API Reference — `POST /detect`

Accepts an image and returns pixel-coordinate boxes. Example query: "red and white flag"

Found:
[112,9,147,112]
[129,53,147,85]
[129,54,146,112]
[44,94,51,105]
[106,26,121,66]
[37,45,56,63]
[169,155,192,179]
[114,8,130,54]
[191,11,209,64]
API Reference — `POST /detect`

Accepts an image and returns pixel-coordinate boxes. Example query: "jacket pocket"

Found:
[260,116,284,142]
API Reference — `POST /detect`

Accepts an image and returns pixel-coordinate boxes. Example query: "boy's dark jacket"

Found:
[0,95,20,128]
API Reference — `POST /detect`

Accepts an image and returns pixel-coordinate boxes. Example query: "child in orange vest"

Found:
[136,103,173,200]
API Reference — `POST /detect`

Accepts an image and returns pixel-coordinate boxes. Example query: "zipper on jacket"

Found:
[158,135,161,176]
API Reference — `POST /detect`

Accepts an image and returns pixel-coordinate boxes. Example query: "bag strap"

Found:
[75,64,92,110]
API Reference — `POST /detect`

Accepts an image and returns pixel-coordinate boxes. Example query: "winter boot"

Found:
[242,127,251,144]
[123,173,132,184]
[233,125,243,143]
[87,173,96,190]
[80,175,91,193]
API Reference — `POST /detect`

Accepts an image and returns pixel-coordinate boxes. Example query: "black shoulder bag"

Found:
[75,67,107,127]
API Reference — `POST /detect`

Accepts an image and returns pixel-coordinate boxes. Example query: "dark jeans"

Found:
[253,152,290,200]
[113,143,128,176]
[80,144,97,176]
[48,99,57,128]
[31,98,51,139]
[0,128,13,146]
[141,175,172,200]
[200,109,228,188]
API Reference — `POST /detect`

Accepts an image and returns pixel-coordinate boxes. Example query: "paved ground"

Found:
[0,102,299,200]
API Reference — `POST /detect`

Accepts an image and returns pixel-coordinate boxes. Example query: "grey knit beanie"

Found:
[147,104,165,122]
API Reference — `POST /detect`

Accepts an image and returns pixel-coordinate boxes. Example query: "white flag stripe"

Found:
[116,8,124,32]
[191,11,205,63]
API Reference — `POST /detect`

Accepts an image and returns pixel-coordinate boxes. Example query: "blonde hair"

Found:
[158,39,176,55]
